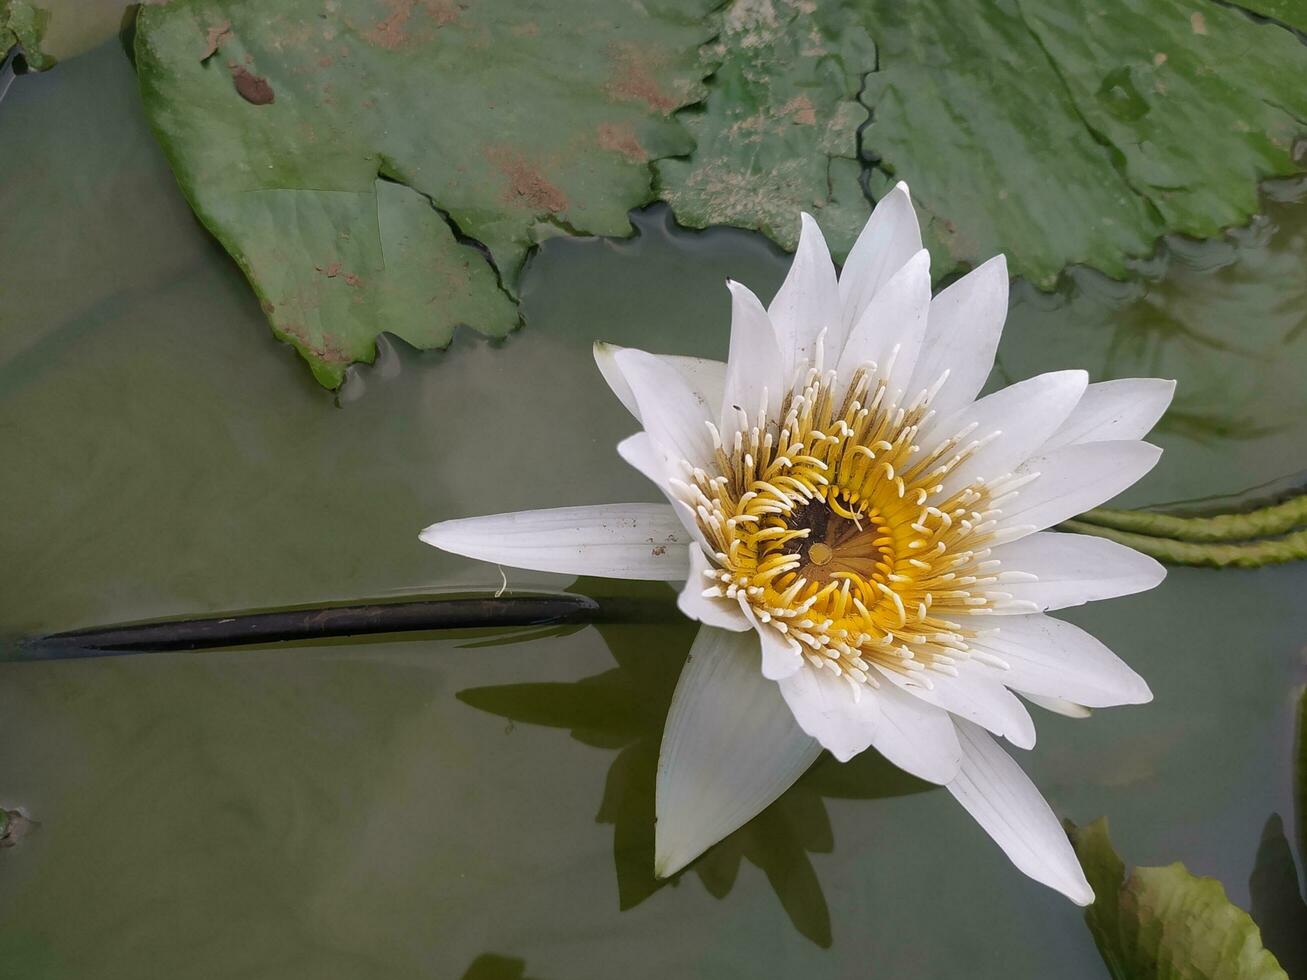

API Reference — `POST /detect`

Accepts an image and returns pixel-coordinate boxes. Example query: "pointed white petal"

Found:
[677,546,750,631]
[721,280,784,430]
[835,249,932,396]
[947,719,1094,905]
[420,503,691,580]
[838,182,923,345]
[990,531,1166,612]
[930,370,1087,497]
[879,666,1037,750]
[1042,378,1176,450]
[614,348,716,469]
[594,342,725,424]
[767,213,841,383]
[997,441,1162,535]
[655,626,822,877]
[908,254,1009,419]
[868,680,962,784]
[969,613,1152,708]
[1022,693,1092,719]
[777,662,879,762]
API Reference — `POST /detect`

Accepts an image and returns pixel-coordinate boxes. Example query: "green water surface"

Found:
[1,42,1305,979]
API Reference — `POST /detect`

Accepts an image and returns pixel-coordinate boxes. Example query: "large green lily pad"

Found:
[1070,818,1289,979]
[859,0,1307,286]
[134,0,717,386]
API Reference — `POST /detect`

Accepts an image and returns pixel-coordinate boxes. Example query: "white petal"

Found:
[740,604,804,679]
[835,249,932,397]
[838,181,923,345]
[655,626,822,877]
[721,280,784,429]
[930,370,1088,497]
[997,441,1162,535]
[947,719,1094,905]
[879,666,1037,750]
[616,433,711,553]
[908,254,1009,419]
[777,662,879,762]
[1042,378,1176,450]
[1021,693,1092,719]
[969,613,1152,708]
[868,680,962,784]
[613,348,716,469]
[594,342,725,424]
[420,503,691,580]
[990,531,1166,612]
[767,213,841,383]
[677,546,750,631]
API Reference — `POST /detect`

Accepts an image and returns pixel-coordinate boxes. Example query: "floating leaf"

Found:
[1070,817,1289,980]
[655,0,875,258]
[860,0,1307,286]
[0,0,53,69]
[134,0,717,386]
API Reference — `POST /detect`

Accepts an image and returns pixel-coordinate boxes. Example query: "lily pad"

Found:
[1070,817,1289,980]
[654,0,874,259]
[860,0,1307,286]
[1,0,53,69]
[134,0,717,386]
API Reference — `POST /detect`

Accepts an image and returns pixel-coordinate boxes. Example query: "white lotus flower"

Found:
[421,183,1173,905]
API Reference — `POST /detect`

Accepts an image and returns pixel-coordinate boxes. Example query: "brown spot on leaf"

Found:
[323,261,341,277]
[605,42,681,114]
[1190,11,1206,34]
[363,0,460,50]
[200,21,231,62]
[344,272,363,287]
[230,66,275,105]
[780,95,817,126]
[596,122,646,162]
[485,146,568,213]
[651,545,667,557]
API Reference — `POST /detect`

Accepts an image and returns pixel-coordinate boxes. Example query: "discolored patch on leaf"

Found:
[656,0,876,261]
[134,0,717,387]
[0,0,54,70]
[1069,817,1289,980]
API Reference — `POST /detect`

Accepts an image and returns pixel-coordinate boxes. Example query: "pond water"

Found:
[1,41,1305,979]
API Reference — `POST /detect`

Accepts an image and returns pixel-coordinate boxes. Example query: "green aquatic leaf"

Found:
[859,0,1307,286]
[0,0,53,69]
[655,0,875,259]
[134,0,716,387]
[1070,818,1289,980]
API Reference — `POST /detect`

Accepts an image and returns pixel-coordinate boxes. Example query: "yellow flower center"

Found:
[683,364,1030,690]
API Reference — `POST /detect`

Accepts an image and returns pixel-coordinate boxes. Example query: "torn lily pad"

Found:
[134,0,716,387]
[1070,817,1289,980]
[1,0,54,70]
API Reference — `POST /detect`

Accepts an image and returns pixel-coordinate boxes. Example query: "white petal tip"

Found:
[1068,882,1096,906]
[892,180,910,198]
[418,522,449,549]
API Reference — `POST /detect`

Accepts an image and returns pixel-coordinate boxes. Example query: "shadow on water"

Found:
[457,580,932,948]
[460,952,546,980]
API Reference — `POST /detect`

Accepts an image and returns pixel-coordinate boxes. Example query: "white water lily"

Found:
[422,183,1173,905]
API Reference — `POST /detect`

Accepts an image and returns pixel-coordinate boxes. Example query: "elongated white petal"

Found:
[767,213,841,383]
[933,370,1088,497]
[420,503,691,580]
[969,613,1152,708]
[838,182,923,343]
[594,342,725,425]
[614,348,716,469]
[868,680,962,784]
[997,441,1162,535]
[1042,378,1176,450]
[1022,693,1092,719]
[835,249,932,396]
[777,663,879,761]
[947,719,1094,905]
[655,626,822,877]
[990,531,1166,612]
[879,666,1037,750]
[721,280,784,430]
[678,546,750,631]
[907,254,1009,419]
